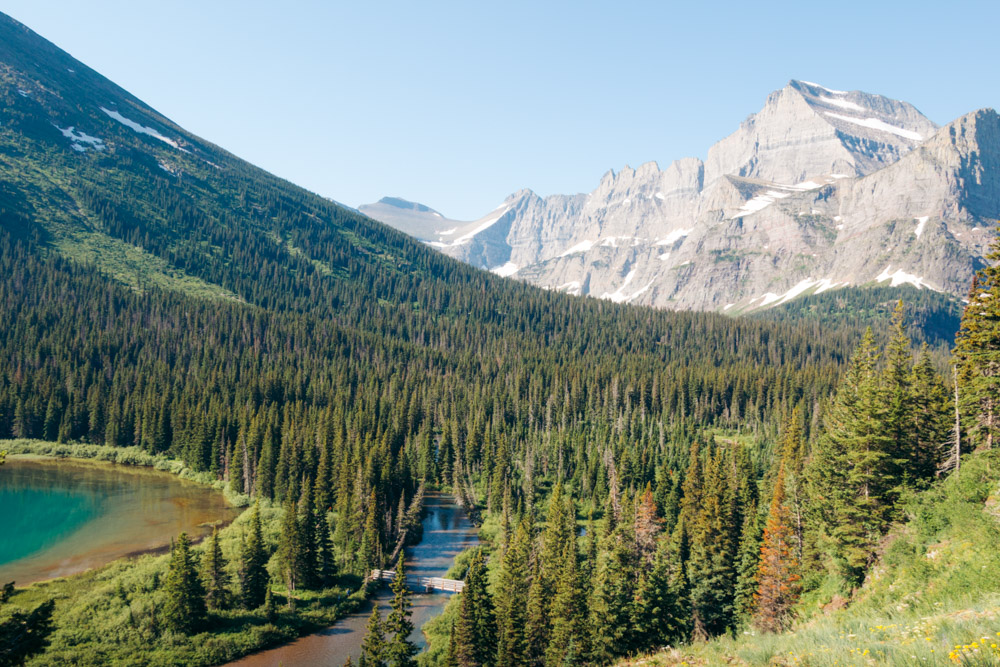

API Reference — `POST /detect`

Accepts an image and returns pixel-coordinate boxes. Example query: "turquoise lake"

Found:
[0,456,236,584]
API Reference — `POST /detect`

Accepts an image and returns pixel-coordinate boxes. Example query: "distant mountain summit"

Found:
[363,80,996,311]
[704,79,937,186]
[358,197,460,241]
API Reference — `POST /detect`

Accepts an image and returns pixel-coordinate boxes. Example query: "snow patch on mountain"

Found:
[559,240,595,257]
[557,281,582,295]
[750,277,848,309]
[451,208,510,245]
[56,125,104,151]
[655,229,693,246]
[491,262,518,277]
[101,107,184,149]
[819,96,863,111]
[876,265,939,291]
[601,270,637,303]
[801,81,847,95]
[731,190,791,218]
[824,112,924,141]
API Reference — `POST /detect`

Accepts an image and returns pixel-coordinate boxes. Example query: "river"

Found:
[230,491,479,667]
[0,456,238,585]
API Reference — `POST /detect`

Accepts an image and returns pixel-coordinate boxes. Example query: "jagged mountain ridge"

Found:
[364,80,996,311]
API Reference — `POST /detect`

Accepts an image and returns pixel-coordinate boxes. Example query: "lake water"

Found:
[229,491,479,667]
[0,456,237,584]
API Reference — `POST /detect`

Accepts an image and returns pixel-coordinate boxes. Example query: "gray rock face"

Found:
[362,81,998,312]
[704,81,936,187]
[358,197,459,241]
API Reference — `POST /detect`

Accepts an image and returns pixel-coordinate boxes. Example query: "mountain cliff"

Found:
[364,81,996,311]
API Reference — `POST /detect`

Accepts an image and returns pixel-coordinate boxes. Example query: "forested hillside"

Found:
[0,12,872,665]
[0,11,986,667]
[753,284,963,359]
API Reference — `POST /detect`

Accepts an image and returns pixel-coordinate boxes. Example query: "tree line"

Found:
[431,229,1000,665]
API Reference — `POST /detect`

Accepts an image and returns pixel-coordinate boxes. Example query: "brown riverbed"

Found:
[228,491,479,667]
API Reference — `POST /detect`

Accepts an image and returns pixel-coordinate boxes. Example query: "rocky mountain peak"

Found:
[364,81,997,314]
[377,196,439,214]
[703,80,937,188]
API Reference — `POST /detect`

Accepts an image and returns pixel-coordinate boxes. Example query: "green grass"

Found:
[621,451,1000,666]
[6,507,364,666]
[51,229,239,300]
[2,439,250,507]
[0,440,370,666]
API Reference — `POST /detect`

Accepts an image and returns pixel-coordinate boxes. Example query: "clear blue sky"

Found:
[3,1,997,220]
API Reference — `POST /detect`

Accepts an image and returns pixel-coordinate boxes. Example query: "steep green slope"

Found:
[622,450,1000,666]
[0,12,871,665]
[0,10,854,468]
[753,285,963,357]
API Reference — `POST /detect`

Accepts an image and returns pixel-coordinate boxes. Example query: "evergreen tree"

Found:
[264,584,276,622]
[298,483,320,589]
[162,533,207,634]
[453,550,495,667]
[277,499,302,605]
[731,500,763,626]
[0,599,55,665]
[384,558,417,667]
[202,526,231,610]
[779,408,807,564]
[884,301,917,488]
[633,533,685,653]
[590,506,639,661]
[360,490,382,575]
[495,518,531,667]
[360,602,386,667]
[806,329,893,585]
[910,345,951,481]
[527,483,573,662]
[664,516,691,643]
[753,466,801,633]
[444,621,459,667]
[686,447,737,638]
[318,515,339,587]
[525,556,547,666]
[240,502,269,609]
[545,540,586,666]
[955,231,1000,450]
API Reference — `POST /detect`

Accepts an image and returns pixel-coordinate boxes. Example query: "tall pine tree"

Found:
[384,558,417,667]
[495,518,531,667]
[360,602,386,667]
[202,526,231,610]
[163,533,207,634]
[753,466,801,633]
[240,502,269,609]
[806,329,892,585]
[453,550,495,667]
[955,229,1000,450]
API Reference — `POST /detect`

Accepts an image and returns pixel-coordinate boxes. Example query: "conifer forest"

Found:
[2,8,1000,667]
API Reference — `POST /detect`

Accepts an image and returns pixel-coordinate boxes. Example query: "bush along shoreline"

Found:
[0,438,385,666]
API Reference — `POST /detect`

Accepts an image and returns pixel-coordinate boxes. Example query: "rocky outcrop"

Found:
[363,81,998,312]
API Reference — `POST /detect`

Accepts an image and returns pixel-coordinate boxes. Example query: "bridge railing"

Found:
[370,569,465,593]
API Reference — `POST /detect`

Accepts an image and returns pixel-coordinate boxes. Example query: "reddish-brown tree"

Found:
[752,465,801,633]
[635,483,663,565]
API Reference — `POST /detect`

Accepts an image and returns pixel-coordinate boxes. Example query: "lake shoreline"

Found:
[1,438,251,509]
[0,454,240,586]
[0,440,476,666]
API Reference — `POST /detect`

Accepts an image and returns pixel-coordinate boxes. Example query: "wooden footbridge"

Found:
[370,569,465,593]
